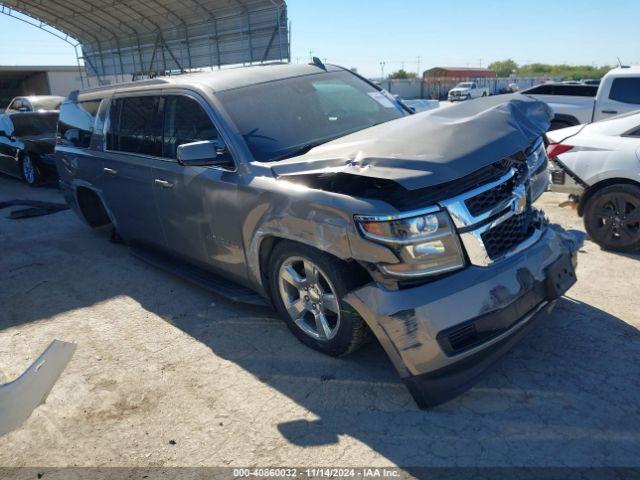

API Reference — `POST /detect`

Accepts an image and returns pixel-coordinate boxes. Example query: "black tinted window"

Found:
[217,71,406,162]
[610,78,640,104]
[524,84,597,97]
[108,96,163,156]
[163,96,218,159]
[58,100,101,148]
[11,113,58,136]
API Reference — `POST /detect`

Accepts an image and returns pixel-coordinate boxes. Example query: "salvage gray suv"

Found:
[55,63,581,408]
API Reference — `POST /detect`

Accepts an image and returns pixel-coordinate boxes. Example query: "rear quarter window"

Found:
[609,78,640,105]
[58,100,102,148]
[524,85,597,97]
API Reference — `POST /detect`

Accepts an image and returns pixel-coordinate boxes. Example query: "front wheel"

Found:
[584,184,640,252]
[269,242,369,356]
[20,155,40,187]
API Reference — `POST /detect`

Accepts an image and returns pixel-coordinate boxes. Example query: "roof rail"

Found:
[76,78,171,96]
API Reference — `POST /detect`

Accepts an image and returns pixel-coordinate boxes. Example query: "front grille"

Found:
[481,212,536,259]
[465,175,516,216]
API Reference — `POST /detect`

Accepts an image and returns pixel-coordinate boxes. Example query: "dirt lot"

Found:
[1,174,639,469]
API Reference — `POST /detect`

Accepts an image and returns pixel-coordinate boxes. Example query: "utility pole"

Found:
[309,50,314,62]
[417,56,422,77]
[380,61,386,81]
[479,58,483,68]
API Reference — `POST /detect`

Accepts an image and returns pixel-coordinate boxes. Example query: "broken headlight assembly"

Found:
[528,139,550,202]
[355,210,466,278]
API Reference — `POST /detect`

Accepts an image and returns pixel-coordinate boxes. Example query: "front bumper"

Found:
[345,224,583,408]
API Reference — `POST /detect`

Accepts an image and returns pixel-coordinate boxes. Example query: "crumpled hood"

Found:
[271,94,553,191]
[450,88,471,93]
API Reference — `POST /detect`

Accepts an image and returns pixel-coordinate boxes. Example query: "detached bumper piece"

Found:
[0,340,76,437]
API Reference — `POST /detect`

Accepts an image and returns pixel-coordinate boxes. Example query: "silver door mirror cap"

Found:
[176,140,232,167]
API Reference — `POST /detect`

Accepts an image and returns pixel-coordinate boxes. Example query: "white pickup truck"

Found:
[447,82,490,101]
[523,66,640,130]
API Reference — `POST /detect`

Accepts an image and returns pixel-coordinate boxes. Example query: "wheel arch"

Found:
[75,185,112,228]
[579,177,640,216]
[551,114,580,129]
[256,235,371,302]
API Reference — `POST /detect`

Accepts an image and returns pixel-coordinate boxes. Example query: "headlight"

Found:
[355,210,466,278]
[528,139,550,202]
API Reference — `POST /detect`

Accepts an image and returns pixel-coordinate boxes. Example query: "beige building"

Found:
[0,65,86,109]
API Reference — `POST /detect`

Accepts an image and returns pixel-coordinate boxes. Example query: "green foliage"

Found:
[489,60,612,80]
[488,59,518,77]
[389,69,417,80]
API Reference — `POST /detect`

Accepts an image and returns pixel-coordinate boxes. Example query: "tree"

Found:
[488,59,518,78]
[389,69,417,80]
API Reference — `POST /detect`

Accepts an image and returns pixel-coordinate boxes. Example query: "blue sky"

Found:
[0,0,638,77]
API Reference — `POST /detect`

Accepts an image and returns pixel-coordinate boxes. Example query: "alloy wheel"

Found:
[277,257,341,341]
[22,156,36,185]
[590,192,640,247]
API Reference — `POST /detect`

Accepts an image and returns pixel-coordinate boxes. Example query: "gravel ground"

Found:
[0,174,639,469]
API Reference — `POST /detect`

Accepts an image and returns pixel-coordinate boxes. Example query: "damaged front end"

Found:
[273,95,584,408]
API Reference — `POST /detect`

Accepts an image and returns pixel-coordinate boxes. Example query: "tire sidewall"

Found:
[268,243,363,356]
[20,155,39,187]
[584,184,640,252]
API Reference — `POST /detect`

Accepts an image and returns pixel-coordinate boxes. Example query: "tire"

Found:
[20,154,40,187]
[583,184,640,252]
[268,241,369,357]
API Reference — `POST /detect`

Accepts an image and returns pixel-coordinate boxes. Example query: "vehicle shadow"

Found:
[2,178,640,466]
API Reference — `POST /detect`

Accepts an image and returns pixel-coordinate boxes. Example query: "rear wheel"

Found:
[584,184,640,252]
[20,155,40,186]
[269,242,368,356]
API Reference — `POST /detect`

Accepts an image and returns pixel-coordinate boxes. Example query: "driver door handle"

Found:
[103,167,118,175]
[602,110,618,114]
[154,179,174,189]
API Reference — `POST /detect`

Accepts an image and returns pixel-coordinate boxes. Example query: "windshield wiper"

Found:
[271,140,331,162]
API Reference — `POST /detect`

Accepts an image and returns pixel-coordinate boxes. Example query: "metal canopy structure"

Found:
[0,0,289,85]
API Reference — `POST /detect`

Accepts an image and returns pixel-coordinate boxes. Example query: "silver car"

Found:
[55,64,581,408]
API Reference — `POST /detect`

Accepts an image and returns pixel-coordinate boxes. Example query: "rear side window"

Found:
[163,96,218,159]
[58,100,101,148]
[609,78,640,105]
[108,96,163,156]
[524,84,597,97]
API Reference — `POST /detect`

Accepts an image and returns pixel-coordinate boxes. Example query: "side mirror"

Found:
[177,140,234,168]
[64,128,80,145]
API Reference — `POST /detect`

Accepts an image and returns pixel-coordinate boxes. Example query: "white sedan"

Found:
[547,112,640,252]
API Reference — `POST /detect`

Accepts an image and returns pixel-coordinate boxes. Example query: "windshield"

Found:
[216,71,408,162]
[457,83,473,88]
[11,113,58,136]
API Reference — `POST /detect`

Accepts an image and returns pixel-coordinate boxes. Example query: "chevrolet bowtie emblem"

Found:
[512,185,528,215]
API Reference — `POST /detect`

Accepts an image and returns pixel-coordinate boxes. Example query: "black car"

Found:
[0,111,58,186]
